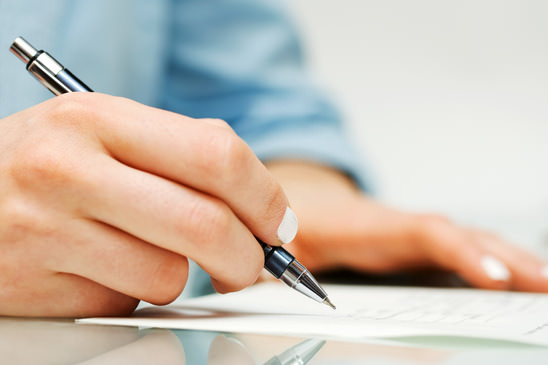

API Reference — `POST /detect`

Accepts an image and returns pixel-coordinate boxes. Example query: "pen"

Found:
[10,37,91,94]
[9,36,335,310]
[263,338,326,365]
[258,239,335,308]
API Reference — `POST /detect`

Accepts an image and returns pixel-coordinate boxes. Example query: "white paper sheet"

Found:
[78,283,548,345]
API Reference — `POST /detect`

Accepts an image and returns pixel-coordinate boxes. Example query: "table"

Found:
[3,317,548,364]
[3,291,548,365]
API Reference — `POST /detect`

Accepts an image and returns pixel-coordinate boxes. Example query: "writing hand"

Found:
[0,93,296,316]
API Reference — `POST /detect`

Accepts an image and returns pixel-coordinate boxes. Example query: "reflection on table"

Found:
[3,317,548,365]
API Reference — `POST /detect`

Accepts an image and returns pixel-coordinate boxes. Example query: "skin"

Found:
[1,93,545,317]
[0,93,290,317]
[266,161,548,293]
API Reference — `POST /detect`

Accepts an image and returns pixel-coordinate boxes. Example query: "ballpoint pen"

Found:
[263,338,326,365]
[9,36,336,310]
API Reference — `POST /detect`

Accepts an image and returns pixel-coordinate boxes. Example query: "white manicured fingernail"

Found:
[541,265,548,279]
[481,255,510,281]
[277,207,298,244]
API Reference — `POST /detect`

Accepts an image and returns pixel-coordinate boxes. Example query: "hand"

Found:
[267,161,548,292]
[0,93,296,317]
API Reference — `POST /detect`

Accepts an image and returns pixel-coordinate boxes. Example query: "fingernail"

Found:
[541,265,548,279]
[481,255,511,281]
[277,206,298,244]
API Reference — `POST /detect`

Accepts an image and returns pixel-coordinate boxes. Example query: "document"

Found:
[78,283,548,345]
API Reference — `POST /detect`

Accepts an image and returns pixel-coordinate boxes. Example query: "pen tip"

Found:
[323,297,336,310]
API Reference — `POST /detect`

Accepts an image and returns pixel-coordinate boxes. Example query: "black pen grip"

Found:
[257,239,295,279]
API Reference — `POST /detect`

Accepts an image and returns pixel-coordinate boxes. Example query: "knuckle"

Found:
[41,93,92,129]
[147,255,189,305]
[10,140,79,189]
[202,129,251,181]
[8,95,103,190]
[182,196,233,255]
[40,93,124,135]
[201,118,232,130]
[220,134,250,173]
[410,213,460,262]
[0,197,41,239]
[415,213,452,237]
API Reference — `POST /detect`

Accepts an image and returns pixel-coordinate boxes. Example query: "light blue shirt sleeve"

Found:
[159,0,372,191]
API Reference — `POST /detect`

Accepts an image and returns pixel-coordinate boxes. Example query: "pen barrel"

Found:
[56,69,92,92]
[11,37,92,95]
[26,54,92,95]
[26,53,70,95]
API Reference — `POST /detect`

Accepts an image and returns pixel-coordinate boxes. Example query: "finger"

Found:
[49,217,189,305]
[418,217,511,290]
[472,231,548,292]
[65,93,294,245]
[82,154,264,293]
[450,246,512,291]
[3,271,139,317]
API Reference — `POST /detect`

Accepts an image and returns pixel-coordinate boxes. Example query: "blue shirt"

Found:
[0,0,370,298]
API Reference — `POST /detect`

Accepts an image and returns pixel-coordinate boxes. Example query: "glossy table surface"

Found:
[3,316,548,365]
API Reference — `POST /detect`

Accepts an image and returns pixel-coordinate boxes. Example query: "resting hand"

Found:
[0,93,295,317]
[267,161,548,292]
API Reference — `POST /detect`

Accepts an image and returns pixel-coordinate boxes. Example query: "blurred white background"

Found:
[289,0,548,250]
